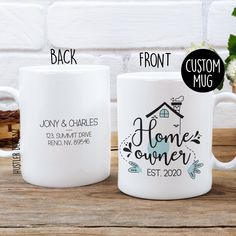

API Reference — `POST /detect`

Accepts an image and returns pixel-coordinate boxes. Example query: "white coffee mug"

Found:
[117,72,236,200]
[0,65,111,187]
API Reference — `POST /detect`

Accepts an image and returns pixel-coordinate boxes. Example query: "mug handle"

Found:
[0,86,19,158]
[213,92,236,170]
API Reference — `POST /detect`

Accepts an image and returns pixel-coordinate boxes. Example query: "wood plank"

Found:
[213,129,236,146]
[111,132,118,148]
[0,151,236,228]
[213,145,236,162]
[0,227,235,236]
[111,132,118,150]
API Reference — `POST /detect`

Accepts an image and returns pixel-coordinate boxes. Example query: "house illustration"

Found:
[146,96,184,134]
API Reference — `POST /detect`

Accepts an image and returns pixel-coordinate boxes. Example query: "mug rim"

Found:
[117,72,182,81]
[19,65,110,74]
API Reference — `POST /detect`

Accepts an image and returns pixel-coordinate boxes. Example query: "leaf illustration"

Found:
[189,171,196,179]
[188,160,204,179]
[128,142,132,150]
[196,163,204,168]
[128,161,142,173]
[129,161,138,167]
[191,139,200,144]
[194,131,199,138]
[128,167,140,173]
[123,147,131,152]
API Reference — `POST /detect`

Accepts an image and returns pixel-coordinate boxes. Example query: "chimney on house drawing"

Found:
[171,96,184,113]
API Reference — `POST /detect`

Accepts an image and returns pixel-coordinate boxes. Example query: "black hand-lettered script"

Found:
[131,117,200,166]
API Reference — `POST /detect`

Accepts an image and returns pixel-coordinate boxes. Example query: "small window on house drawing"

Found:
[160,109,169,118]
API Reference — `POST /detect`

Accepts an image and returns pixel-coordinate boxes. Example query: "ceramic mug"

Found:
[117,72,236,200]
[0,65,111,187]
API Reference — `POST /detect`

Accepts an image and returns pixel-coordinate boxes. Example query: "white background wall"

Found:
[0,0,235,131]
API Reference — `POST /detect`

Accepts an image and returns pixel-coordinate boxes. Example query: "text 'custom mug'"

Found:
[117,72,236,200]
[0,65,111,187]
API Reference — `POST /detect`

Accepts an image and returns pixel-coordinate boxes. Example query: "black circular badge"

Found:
[181,49,225,92]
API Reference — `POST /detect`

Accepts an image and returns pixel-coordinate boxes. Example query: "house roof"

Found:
[146,102,184,119]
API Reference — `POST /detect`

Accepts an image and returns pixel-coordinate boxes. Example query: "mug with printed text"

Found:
[0,65,111,188]
[117,72,236,200]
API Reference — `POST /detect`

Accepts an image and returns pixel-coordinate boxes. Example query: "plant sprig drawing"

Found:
[190,131,202,144]
[188,160,204,179]
[128,161,142,173]
[123,142,132,158]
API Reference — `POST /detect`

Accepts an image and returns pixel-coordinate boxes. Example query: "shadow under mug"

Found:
[117,72,236,200]
[0,65,111,188]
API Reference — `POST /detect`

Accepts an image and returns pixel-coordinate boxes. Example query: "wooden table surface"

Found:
[0,129,236,236]
[0,152,236,235]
